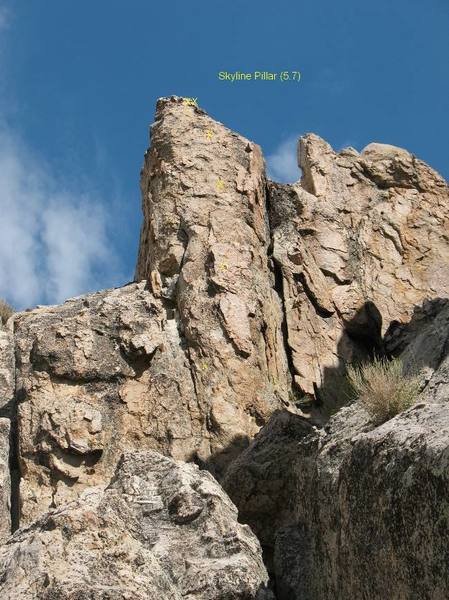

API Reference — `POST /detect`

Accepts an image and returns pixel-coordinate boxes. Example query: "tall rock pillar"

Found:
[136,97,290,471]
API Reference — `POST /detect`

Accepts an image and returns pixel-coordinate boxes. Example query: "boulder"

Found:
[0,450,274,600]
[225,400,449,599]
[14,282,206,524]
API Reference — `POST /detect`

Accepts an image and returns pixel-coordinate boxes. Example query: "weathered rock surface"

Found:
[14,101,449,529]
[0,327,14,541]
[135,96,291,465]
[14,282,213,524]
[0,328,14,416]
[13,98,296,526]
[225,400,449,599]
[0,450,273,600]
[269,135,449,409]
[223,410,321,553]
[0,418,10,541]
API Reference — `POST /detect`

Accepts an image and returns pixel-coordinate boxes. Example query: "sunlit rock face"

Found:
[14,282,209,524]
[269,134,449,410]
[135,97,291,470]
[0,327,13,541]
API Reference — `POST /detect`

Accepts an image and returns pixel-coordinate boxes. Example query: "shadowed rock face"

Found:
[224,313,449,599]
[0,451,274,600]
[224,403,449,599]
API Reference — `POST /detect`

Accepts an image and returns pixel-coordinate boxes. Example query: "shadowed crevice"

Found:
[271,257,301,402]
[265,182,302,405]
[10,322,21,532]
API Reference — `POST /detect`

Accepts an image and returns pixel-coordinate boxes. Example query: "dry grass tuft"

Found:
[347,357,420,425]
[0,299,14,325]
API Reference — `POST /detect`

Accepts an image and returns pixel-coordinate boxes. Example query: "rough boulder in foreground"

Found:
[0,451,273,600]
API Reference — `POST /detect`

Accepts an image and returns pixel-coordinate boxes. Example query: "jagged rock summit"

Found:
[0,96,448,599]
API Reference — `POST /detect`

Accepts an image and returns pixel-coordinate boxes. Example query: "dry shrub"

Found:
[0,299,14,325]
[347,357,420,425]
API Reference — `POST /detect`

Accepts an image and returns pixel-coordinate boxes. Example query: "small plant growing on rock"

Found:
[0,298,14,325]
[347,357,420,425]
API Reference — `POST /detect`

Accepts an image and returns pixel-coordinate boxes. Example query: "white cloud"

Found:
[266,135,301,183]
[0,3,124,310]
[0,125,123,309]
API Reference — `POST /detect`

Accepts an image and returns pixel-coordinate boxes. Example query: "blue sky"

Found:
[0,0,448,308]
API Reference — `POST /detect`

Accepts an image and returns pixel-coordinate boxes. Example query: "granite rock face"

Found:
[0,418,10,542]
[269,135,449,409]
[224,294,449,599]
[0,451,274,600]
[135,97,291,466]
[0,328,14,417]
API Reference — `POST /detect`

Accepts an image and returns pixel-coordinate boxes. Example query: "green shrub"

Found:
[0,299,14,325]
[347,357,420,425]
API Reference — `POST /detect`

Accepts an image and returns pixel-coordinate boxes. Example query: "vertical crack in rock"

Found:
[267,253,299,404]
[169,300,200,408]
[265,183,298,403]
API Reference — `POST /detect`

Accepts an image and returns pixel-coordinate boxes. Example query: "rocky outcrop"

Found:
[0,450,273,599]
[0,97,448,599]
[0,419,10,541]
[0,329,14,417]
[136,97,291,461]
[269,136,449,410]
[224,336,449,599]
[13,101,449,527]
[224,291,449,599]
